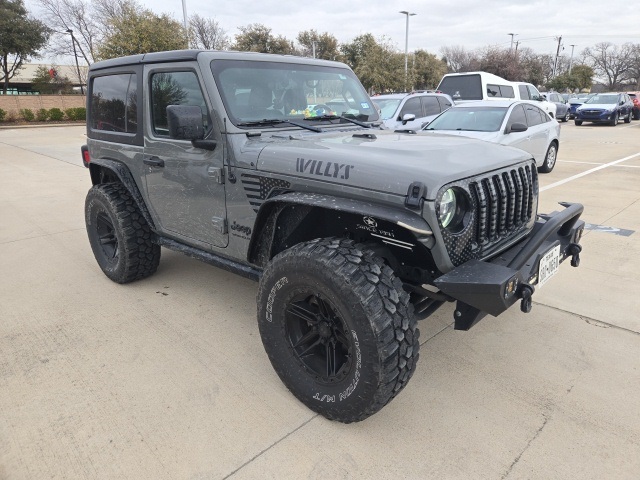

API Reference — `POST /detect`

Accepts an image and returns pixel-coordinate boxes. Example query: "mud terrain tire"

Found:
[85,183,160,283]
[257,238,419,423]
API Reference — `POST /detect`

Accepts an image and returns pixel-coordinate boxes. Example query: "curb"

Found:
[0,122,86,130]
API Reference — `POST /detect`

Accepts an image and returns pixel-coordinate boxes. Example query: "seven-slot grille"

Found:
[436,162,538,266]
[469,164,537,248]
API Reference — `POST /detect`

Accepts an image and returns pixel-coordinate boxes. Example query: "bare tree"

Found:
[440,45,478,73]
[582,42,633,90]
[189,14,228,50]
[35,0,137,64]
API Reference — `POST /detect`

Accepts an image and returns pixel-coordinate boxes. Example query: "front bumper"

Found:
[576,110,614,122]
[434,202,584,330]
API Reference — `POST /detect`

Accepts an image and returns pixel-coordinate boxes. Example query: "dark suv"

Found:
[575,92,634,125]
[82,50,584,423]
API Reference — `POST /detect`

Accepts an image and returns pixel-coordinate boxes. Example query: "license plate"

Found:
[537,245,561,288]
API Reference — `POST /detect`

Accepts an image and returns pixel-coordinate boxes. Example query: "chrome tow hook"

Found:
[568,243,582,267]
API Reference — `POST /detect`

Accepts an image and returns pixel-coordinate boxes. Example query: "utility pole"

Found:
[552,35,563,78]
[399,11,416,92]
[312,41,317,59]
[569,44,576,74]
[508,33,517,52]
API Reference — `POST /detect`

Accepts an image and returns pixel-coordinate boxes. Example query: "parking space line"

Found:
[541,152,640,191]
[559,160,640,168]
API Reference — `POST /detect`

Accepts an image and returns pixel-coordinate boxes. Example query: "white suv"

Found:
[372,91,453,130]
[513,82,557,118]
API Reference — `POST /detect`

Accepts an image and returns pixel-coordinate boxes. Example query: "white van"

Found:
[437,72,556,118]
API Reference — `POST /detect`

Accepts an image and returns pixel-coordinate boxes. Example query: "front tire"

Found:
[257,238,419,423]
[610,112,619,126]
[85,183,160,283]
[574,120,583,126]
[538,142,558,173]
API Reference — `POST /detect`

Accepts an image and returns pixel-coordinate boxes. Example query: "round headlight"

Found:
[438,188,457,228]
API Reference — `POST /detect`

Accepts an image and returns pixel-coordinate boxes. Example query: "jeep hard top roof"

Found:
[89,49,350,72]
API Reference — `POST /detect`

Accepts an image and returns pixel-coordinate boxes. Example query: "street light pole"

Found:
[569,44,576,74]
[399,10,416,92]
[508,33,517,52]
[66,29,84,95]
[181,0,188,32]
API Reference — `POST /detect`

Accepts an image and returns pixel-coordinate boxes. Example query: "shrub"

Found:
[48,107,64,121]
[36,108,49,122]
[0,108,6,122]
[20,109,35,122]
[65,107,87,121]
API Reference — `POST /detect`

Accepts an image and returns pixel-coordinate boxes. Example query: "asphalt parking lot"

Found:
[1,121,639,479]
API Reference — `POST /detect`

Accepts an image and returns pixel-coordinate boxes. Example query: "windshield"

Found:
[585,94,619,105]
[426,107,507,132]
[372,98,401,119]
[211,59,378,127]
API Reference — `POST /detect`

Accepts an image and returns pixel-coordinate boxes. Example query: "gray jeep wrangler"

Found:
[82,50,585,423]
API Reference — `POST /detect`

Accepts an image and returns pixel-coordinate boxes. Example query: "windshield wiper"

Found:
[236,119,323,133]
[305,114,372,128]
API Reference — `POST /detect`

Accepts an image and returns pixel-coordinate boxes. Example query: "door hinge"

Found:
[207,166,225,184]
[212,217,228,234]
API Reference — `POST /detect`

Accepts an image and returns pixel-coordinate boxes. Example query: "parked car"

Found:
[436,72,556,119]
[575,93,634,126]
[627,92,640,120]
[512,82,557,119]
[420,100,561,173]
[373,91,453,130]
[543,92,571,122]
[567,93,594,119]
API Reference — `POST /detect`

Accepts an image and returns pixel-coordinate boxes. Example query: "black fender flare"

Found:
[88,158,156,230]
[248,191,434,263]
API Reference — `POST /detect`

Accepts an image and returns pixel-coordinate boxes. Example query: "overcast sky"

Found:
[145,0,639,56]
[28,0,640,62]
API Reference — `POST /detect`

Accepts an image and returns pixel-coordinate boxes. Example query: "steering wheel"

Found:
[312,104,334,115]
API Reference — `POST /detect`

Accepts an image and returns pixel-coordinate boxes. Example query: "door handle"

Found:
[144,156,164,167]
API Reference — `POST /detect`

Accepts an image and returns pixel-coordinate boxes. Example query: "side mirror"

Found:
[167,105,204,141]
[401,113,416,125]
[507,122,528,134]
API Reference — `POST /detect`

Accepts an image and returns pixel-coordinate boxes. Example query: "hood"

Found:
[578,103,616,110]
[255,129,531,200]
[422,129,501,143]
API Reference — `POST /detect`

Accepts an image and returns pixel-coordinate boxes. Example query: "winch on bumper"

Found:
[433,202,585,330]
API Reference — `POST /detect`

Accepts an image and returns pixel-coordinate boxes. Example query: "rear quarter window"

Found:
[91,74,137,133]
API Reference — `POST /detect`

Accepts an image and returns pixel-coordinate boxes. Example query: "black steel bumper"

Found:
[434,202,585,330]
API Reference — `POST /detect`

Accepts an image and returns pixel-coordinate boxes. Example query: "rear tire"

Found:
[624,112,631,123]
[538,142,558,173]
[85,183,160,283]
[562,111,570,122]
[257,238,419,423]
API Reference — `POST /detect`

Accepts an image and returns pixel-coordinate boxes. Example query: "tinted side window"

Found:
[150,71,210,136]
[437,74,482,101]
[422,96,441,116]
[518,85,529,100]
[487,84,501,98]
[500,85,515,98]
[91,74,137,133]
[527,85,541,100]
[524,105,544,126]
[507,104,527,128]
[437,96,452,110]
[399,97,422,119]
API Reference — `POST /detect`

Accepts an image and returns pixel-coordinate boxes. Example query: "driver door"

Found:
[142,64,228,249]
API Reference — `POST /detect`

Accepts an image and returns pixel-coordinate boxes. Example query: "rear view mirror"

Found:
[507,122,528,134]
[167,105,204,141]
[401,113,416,125]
